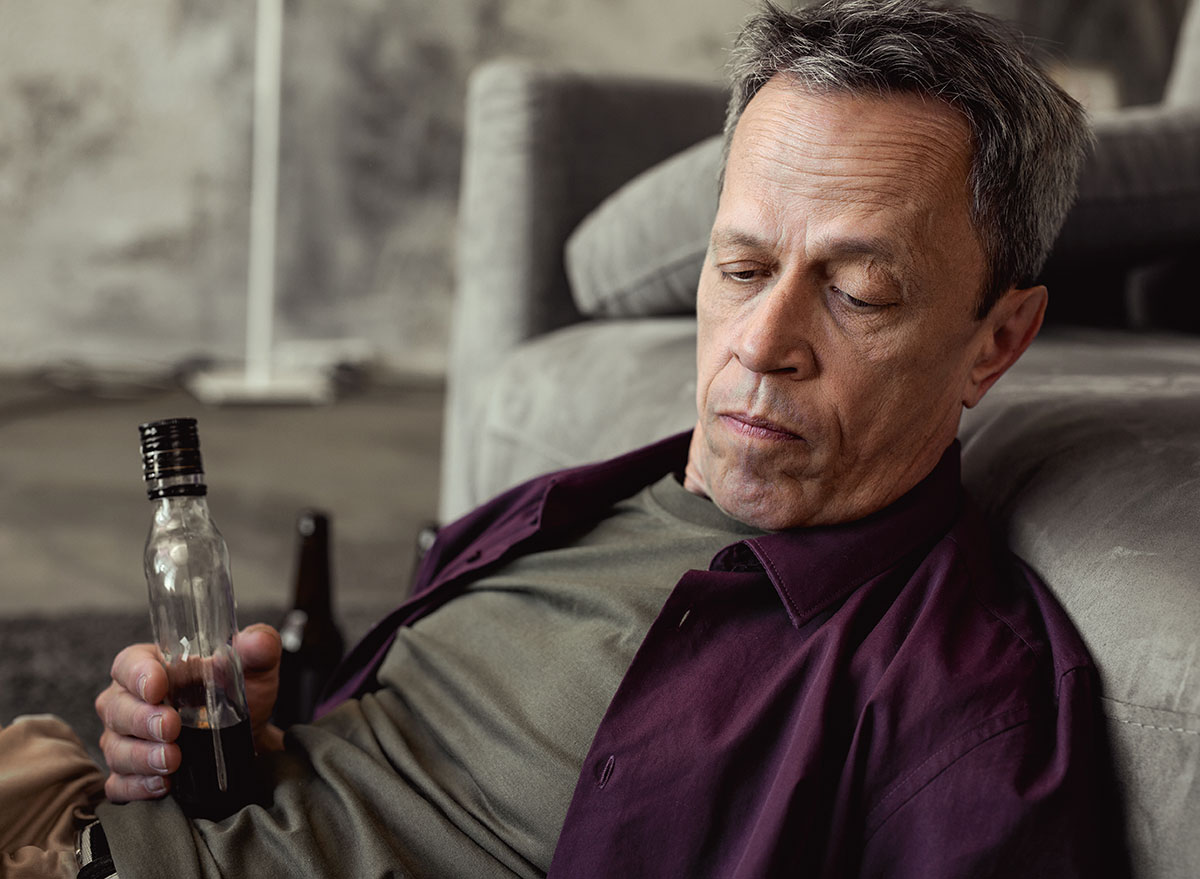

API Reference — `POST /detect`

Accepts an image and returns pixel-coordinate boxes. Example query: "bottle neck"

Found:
[145,471,208,500]
[293,537,333,615]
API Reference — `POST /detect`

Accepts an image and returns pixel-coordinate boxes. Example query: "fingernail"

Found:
[150,745,168,772]
[146,775,166,794]
[150,713,165,741]
[136,674,149,700]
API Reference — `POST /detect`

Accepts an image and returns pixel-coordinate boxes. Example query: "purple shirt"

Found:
[321,432,1127,877]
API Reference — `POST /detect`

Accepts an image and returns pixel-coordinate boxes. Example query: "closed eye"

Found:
[721,268,768,283]
[834,286,883,309]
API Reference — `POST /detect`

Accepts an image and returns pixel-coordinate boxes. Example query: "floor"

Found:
[0,365,445,618]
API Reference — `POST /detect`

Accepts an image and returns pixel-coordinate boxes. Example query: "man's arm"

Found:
[94,623,285,803]
[858,669,1129,878]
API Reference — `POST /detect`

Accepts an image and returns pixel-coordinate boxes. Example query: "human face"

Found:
[688,77,1002,529]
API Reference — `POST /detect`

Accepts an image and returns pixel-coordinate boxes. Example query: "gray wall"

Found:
[0,0,748,376]
[0,0,1186,376]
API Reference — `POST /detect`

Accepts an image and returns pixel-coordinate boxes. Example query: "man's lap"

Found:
[0,715,105,879]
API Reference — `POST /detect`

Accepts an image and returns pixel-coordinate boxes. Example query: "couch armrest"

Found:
[442,59,725,520]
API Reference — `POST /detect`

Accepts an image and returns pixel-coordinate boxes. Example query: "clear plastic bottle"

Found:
[138,417,257,820]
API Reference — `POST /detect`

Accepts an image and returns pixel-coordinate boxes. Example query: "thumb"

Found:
[235,624,282,745]
[237,623,282,676]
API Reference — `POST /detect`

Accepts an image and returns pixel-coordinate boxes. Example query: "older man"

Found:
[5,2,1126,877]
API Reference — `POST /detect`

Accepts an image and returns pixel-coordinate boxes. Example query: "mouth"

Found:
[718,413,805,442]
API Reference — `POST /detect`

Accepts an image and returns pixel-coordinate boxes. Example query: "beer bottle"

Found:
[274,509,345,727]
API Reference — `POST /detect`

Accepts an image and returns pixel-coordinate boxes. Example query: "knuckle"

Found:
[105,772,166,803]
[99,692,127,734]
[110,646,135,684]
[112,642,158,691]
[103,735,131,773]
[105,774,133,804]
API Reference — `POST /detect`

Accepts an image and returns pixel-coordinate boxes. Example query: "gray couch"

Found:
[442,4,1200,877]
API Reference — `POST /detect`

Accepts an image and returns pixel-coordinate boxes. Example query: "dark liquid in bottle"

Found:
[173,717,257,820]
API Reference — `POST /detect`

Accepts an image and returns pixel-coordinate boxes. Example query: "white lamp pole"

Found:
[188,0,335,404]
[244,0,284,389]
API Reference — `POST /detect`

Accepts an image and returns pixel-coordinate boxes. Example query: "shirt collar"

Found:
[538,432,962,631]
[715,442,964,630]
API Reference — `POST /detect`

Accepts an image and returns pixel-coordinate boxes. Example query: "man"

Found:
[6,1,1126,876]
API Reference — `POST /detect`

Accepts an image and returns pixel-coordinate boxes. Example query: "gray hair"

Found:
[725,0,1093,317]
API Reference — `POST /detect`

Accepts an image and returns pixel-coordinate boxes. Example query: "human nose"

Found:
[732,280,817,377]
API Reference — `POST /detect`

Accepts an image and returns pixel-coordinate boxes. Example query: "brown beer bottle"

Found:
[273,510,345,727]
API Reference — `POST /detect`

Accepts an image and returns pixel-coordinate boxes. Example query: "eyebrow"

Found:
[708,228,774,254]
[815,234,900,265]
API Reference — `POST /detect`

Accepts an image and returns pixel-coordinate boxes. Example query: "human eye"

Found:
[832,284,896,312]
[833,285,876,309]
[718,263,770,284]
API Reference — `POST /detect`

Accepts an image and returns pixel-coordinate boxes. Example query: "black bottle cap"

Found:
[139,418,206,489]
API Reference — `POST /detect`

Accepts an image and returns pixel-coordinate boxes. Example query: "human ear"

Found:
[962,284,1047,409]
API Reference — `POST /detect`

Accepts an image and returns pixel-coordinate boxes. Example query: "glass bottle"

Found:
[138,417,257,820]
[274,509,345,727]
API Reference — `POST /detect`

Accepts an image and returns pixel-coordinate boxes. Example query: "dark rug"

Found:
[0,605,392,767]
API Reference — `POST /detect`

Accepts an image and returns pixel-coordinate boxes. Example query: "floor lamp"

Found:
[189,0,335,404]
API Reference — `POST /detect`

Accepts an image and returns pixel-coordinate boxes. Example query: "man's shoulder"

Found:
[850,500,1097,750]
[941,503,1096,682]
[853,509,1104,837]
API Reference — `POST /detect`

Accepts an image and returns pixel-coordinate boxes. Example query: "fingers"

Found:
[95,682,180,802]
[97,643,180,744]
[108,642,170,706]
[97,627,286,801]
[95,679,181,744]
[105,769,172,803]
[96,642,181,802]
[99,726,179,776]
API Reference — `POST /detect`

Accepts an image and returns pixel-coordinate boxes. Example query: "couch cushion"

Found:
[564,137,720,318]
[959,328,1200,877]
[477,318,697,503]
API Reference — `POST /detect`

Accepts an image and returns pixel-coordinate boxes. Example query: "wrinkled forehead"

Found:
[717,77,986,299]
[725,76,975,212]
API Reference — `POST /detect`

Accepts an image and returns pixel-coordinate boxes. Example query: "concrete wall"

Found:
[0,0,1186,376]
[0,0,749,376]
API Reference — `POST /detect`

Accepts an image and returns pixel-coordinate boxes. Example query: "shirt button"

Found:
[595,755,616,790]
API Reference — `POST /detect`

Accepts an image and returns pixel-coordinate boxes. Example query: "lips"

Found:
[718,413,804,442]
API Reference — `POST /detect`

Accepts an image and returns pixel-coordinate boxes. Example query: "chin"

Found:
[709,479,808,531]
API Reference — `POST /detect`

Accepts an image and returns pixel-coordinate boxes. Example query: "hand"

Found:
[95,623,284,803]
